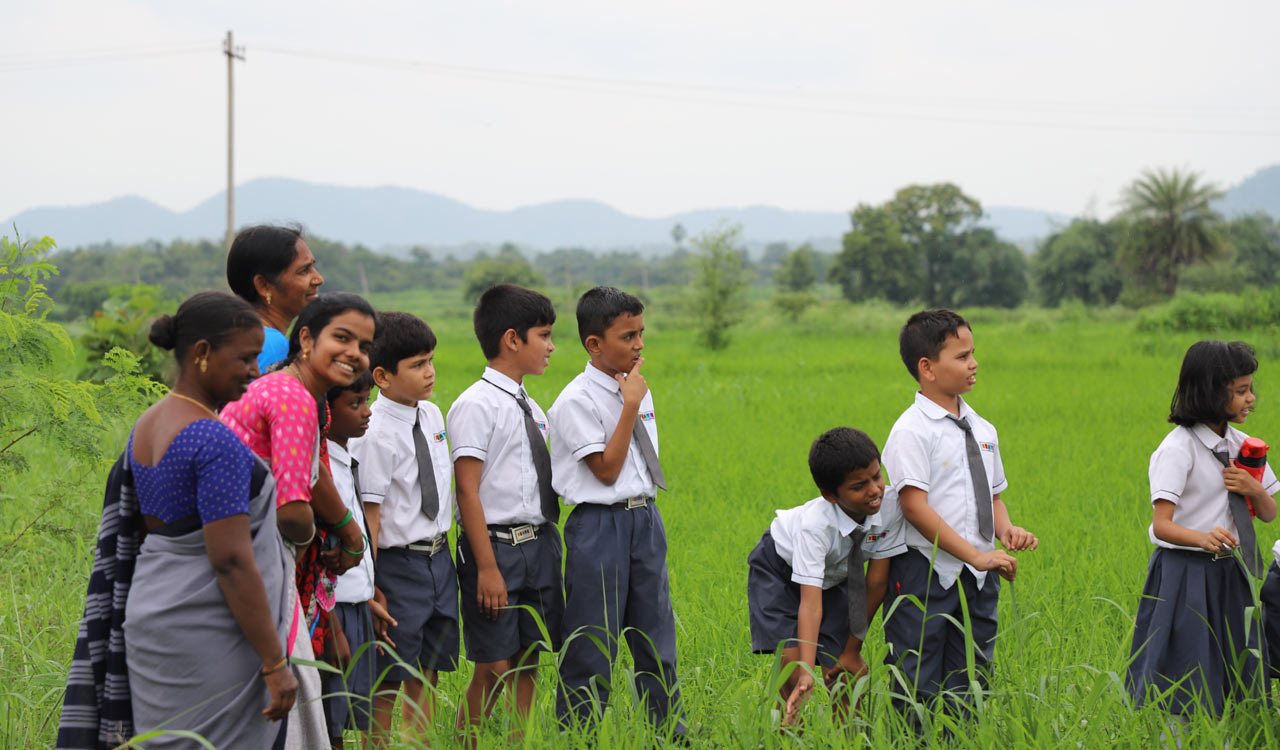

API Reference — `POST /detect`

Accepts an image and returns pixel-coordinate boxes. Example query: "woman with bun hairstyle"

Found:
[221,292,377,747]
[123,292,297,747]
[227,224,325,372]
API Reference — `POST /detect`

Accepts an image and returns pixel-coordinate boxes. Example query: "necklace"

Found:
[169,391,221,420]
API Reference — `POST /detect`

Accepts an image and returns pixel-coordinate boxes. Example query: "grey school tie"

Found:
[946,414,995,542]
[847,528,868,641]
[1212,450,1263,577]
[632,416,667,491]
[516,391,560,523]
[412,413,439,520]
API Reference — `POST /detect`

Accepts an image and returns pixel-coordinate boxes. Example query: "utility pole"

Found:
[223,30,245,250]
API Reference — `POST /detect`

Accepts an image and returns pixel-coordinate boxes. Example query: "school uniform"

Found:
[748,496,905,666]
[1127,423,1280,715]
[549,362,685,734]
[879,392,1007,710]
[348,394,458,680]
[447,367,565,663]
[1264,540,1280,679]
[321,440,376,738]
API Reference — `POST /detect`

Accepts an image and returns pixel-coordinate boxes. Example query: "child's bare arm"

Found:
[582,359,647,486]
[1152,498,1238,552]
[454,456,507,620]
[898,486,1018,579]
[993,494,1038,551]
[363,502,380,554]
[865,557,890,618]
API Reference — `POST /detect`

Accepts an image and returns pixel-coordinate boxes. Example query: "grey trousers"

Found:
[555,502,686,735]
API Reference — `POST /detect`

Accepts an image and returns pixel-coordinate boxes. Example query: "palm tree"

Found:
[1119,168,1224,295]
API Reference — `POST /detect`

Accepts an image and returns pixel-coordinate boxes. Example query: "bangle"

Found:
[261,656,289,676]
[331,509,354,530]
[288,523,316,547]
[342,539,367,556]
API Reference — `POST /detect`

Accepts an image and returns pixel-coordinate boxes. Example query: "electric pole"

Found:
[224,30,245,250]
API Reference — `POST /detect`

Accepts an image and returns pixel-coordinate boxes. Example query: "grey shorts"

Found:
[457,525,565,663]
[374,546,459,680]
[747,530,850,668]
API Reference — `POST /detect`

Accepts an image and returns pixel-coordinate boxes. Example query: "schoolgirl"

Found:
[1127,340,1279,716]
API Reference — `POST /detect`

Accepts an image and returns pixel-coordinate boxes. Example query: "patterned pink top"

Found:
[221,371,318,507]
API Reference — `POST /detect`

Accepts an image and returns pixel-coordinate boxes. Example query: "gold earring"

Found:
[302,349,310,361]
[199,357,208,373]
[265,293,272,306]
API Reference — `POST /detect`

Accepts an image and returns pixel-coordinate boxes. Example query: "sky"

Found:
[5,0,1279,223]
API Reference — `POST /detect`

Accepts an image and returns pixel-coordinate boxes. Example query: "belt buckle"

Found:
[1212,547,1234,561]
[625,497,648,510]
[510,524,536,544]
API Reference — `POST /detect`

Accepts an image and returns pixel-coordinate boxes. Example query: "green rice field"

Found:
[5,292,1280,748]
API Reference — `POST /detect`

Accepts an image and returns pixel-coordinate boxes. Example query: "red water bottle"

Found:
[1234,437,1269,518]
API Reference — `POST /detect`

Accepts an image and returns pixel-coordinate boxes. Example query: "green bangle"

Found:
[342,540,367,556]
[331,509,354,530]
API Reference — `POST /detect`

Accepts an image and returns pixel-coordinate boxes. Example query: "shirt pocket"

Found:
[979,439,998,490]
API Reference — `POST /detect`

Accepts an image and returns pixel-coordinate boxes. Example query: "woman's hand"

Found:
[262,665,298,721]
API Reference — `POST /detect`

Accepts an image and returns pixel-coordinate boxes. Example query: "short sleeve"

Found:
[883,426,932,494]
[1150,435,1192,504]
[194,425,253,523]
[1261,461,1280,495]
[447,396,493,463]
[865,503,907,560]
[257,327,290,372]
[552,392,607,462]
[268,380,319,505]
[349,430,397,504]
[989,428,1009,495]
[789,522,833,587]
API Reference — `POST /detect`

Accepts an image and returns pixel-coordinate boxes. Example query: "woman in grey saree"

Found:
[124,292,298,747]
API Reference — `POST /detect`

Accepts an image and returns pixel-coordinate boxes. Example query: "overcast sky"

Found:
[5,0,1279,223]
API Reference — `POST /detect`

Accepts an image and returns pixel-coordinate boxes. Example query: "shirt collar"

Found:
[583,361,621,394]
[827,502,859,537]
[482,366,524,398]
[374,392,420,425]
[913,390,974,421]
[1191,423,1229,452]
[327,439,351,467]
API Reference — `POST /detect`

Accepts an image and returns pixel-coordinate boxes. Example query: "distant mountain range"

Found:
[7,165,1277,255]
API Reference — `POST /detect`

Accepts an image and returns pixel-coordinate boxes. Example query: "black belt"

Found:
[612,496,652,510]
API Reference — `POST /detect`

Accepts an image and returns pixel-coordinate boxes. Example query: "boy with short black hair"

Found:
[321,370,381,749]
[348,311,458,746]
[748,427,902,726]
[549,286,686,739]
[447,284,563,744]
[880,309,1038,719]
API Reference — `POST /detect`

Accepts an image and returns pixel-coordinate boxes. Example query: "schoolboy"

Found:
[447,284,563,743]
[748,427,903,726]
[321,370,382,749]
[879,309,1037,717]
[549,286,687,738]
[348,311,458,745]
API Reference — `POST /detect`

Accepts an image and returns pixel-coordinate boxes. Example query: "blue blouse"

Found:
[257,326,290,373]
[129,419,254,525]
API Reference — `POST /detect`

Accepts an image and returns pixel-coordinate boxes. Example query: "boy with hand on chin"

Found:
[880,309,1038,720]
[748,427,903,728]
[447,284,564,745]
[348,312,458,747]
[550,286,687,741]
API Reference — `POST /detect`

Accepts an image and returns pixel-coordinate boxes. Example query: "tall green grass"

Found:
[4,297,1279,747]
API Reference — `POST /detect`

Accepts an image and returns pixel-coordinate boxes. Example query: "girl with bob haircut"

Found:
[1128,339,1279,720]
[221,292,378,747]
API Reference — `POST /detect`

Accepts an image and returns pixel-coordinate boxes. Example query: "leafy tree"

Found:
[829,203,917,304]
[943,229,1029,308]
[1031,219,1124,306]
[885,184,983,305]
[462,243,545,302]
[775,244,818,292]
[78,283,177,383]
[1225,212,1280,288]
[1119,168,1224,295]
[774,291,818,322]
[690,224,752,350]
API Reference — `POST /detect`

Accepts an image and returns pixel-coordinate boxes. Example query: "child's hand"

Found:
[972,549,1018,580]
[1223,466,1265,500]
[477,566,508,620]
[783,669,815,727]
[999,526,1039,552]
[615,358,648,408]
[1197,526,1238,555]
[370,587,397,655]
[329,628,351,669]
[826,648,868,687]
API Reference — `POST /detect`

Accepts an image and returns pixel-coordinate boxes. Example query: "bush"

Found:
[1134,288,1280,332]
[78,283,177,383]
[689,225,752,350]
[773,291,818,322]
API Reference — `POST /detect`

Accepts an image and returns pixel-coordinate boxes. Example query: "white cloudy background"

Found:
[5,0,1279,221]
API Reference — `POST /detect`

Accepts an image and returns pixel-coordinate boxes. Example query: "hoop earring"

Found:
[199,357,208,373]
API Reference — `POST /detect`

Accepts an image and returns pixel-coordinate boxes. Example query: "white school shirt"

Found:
[1148,423,1279,551]
[881,391,1008,590]
[769,496,907,589]
[327,439,375,603]
[348,394,453,549]
[447,367,552,526]
[549,362,659,506]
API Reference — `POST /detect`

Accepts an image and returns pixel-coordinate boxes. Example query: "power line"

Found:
[0,44,213,73]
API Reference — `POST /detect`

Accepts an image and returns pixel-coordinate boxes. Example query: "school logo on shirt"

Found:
[537,420,547,432]
[640,411,656,422]
[433,429,447,442]
[866,532,882,543]
[979,442,995,452]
